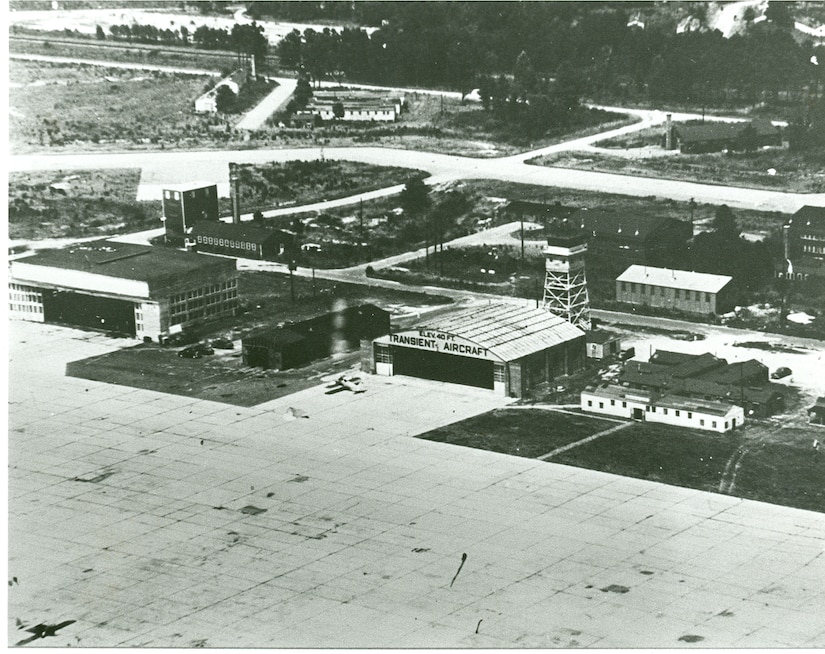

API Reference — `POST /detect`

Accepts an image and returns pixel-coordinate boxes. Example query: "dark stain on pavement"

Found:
[678,635,704,643]
[600,585,630,594]
[288,475,310,483]
[72,470,115,483]
[240,505,267,516]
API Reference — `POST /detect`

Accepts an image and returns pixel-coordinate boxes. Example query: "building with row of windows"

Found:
[615,265,734,315]
[581,384,744,433]
[190,222,294,260]
[8,240,238,342]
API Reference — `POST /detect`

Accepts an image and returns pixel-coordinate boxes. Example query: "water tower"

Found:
[542,221,591,331]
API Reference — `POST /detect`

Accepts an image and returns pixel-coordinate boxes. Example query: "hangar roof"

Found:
[617,265,732,293]
[11,239,234,287]
[416,302,584,361]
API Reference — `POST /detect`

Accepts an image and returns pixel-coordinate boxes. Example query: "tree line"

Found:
[267,2,824,110]
[100,20,269,71]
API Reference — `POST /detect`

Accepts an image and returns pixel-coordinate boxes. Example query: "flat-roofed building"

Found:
[9,240,238,342]
[369,302,585,398]
[616,265,733,315]
[581,384,744,433]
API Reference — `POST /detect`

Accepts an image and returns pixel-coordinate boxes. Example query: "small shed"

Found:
[586,330,622,360]
[809,397,825,425]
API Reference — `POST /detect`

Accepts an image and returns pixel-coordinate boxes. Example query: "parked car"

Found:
[210,337,235,350]
[178,343,214,359]
[771,366,792,379]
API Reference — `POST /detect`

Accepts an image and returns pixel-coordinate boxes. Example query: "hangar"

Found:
[368,303,585,398]
[9,239,238,342]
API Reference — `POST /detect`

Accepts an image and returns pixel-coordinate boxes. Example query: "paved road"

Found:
[11,145,825,212]
[235,78,297,131]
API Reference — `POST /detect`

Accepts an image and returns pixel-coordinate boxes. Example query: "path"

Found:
[235,77,297,131]
[538,421,635,461]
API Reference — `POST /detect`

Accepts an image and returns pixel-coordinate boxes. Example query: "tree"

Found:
[713,205,740,238]
[215,84,236,113]
[95,24,106,40]
[231,22,268,75]
[253,210,264,224]
[293,75,313,109]
[765,1,793,28]
[332,101,345,120]
[278,29,303,71]
[399,178,430,216]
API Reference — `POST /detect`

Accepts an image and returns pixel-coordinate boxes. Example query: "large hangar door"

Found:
[43,290,136,336]
[392,347,494,389]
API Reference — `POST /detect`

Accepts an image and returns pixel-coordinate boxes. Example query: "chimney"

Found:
[783,223,791,261]
[230,165,241,225]
[665,113,673,150]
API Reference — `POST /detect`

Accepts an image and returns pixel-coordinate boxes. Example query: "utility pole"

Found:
[288,259,297,302]
[359,199,364,263]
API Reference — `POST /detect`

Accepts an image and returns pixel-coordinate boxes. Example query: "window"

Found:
[675,289,681,299]
[675,410,680,417]
[700,419,705,426]
[631,283,637,293]
[622,401,627,408]
[493,363,506,383]
[622,281,628,291]
[610,399,615,406]
[712,421,717,428]
[705,292,711,302]
[375,345,392,364]
[663,408,668,415]
[688,412,693,419]
[646,405,650,412]
[724,421,729,429]
[599,402,604,409]
[587,400,593,407]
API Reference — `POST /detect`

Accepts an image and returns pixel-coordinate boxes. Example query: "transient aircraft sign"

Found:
[387,330,501,361]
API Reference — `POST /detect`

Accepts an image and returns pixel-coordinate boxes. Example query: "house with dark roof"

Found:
[671,119,783,154]
[570,208,693,268]
[191,222,294,260]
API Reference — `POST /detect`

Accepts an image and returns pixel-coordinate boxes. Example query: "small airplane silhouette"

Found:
[15,620,76,646]
[325,374,366,395]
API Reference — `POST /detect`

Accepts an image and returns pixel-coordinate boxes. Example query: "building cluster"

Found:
[161,180,294,259]
[582,349,784,431]
[294,88,404,124]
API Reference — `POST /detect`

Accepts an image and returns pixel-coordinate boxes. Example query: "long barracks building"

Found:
[367,303,585,398]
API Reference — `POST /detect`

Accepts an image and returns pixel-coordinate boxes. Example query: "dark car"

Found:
[178,343,214,359]
[771,366,792,380]
[210,337,235,350]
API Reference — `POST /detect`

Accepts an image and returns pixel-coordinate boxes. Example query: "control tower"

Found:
[542,221,591,331]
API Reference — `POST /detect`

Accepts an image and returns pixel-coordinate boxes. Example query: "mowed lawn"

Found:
[421,409,618,459]
[419,409,825,513]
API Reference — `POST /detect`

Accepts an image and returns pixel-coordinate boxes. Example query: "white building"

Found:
[581,384,744,433]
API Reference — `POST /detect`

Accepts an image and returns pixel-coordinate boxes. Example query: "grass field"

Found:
[8,168,159,240]
[10,59,219,152]
[423,409,617,459]
[419,408,825,513]
[530,147,825,194]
